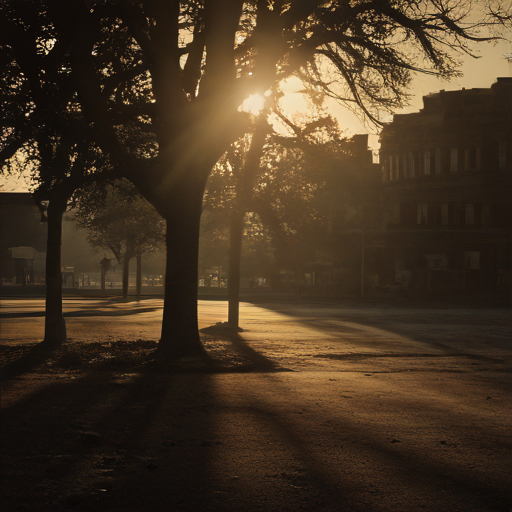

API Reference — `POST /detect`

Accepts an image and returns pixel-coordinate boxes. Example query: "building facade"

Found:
[379,78,512,296]
[0,192,47,285]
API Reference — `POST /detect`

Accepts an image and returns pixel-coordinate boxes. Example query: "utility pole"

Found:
[361,165,365,300]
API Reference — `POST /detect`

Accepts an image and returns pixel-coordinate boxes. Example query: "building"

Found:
[379,78,512,296]
[295,134,385,296]
[0,192,47,285]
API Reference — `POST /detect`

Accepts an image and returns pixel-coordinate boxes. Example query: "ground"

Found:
[1,298,511,511]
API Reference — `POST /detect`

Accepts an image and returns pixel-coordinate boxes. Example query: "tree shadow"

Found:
[1,359,215,511]
[201,323,290,373]
[0,342,59,382]
[2,341,511,511]
[229,373,512,512]
[255,301,512,358]
[1,307,159,319]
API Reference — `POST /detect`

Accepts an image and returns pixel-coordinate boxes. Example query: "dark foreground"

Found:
[1,301,511,511]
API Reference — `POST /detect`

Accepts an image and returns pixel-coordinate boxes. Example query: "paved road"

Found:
[2,298,512,511]
[2,298,511,372]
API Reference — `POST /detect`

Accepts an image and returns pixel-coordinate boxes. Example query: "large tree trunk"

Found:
[42,196,68,346]
[157,180,207,360]
[227,209,245,328]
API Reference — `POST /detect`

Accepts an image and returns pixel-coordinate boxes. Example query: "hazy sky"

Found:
[1,37,510,192]
[280,38,511,151]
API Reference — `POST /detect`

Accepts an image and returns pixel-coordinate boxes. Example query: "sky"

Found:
[1,36,510,192]
[279,38,511,153]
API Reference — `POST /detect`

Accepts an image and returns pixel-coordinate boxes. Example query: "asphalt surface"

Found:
[1,298,512,511]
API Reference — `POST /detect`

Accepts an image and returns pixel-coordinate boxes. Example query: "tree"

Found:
[220,110,358,300]
[214,119,270,328]
[74,179,165,298]
[1,0,505,359]
[0,2,120,345]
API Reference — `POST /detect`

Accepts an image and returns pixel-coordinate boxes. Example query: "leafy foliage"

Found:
[1,0,504,196]
[203,108,363,272]
[1,0,506,350]
[74,179,165,262]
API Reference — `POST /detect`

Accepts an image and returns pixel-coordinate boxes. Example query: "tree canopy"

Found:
[1,0,508,357]
[2,0,505,196]
[74,179,165,263]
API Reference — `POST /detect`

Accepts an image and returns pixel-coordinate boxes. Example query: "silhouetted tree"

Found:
[0,3,118,345]
[74,179,165,298]
[1,0,505,359]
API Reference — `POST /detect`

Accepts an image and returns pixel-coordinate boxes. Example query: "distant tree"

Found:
[204,101,355,323]
[256,117,360,270]
[74,179,165,297]
[1,0,505,359]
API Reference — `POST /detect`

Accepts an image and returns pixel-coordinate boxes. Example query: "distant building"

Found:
[296,134,384,296]
[379,78,512,296]
[0,192,47,285]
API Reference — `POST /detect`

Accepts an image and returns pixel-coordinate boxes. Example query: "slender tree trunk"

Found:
[122,250,131,298]
[226,119,269,328]
[157,181,206,360]
[42,196,68,346]
[136,253,142,298]
[227,209,245,328]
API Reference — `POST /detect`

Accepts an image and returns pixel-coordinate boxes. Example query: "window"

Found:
[427,254,448,269]
[441,204,449,225]
[450,204,465,225]
[388,155,394,181]
[464,149,470,172]
[465,204,474,225]
[408,152,416,177]
[383,156,393,181]
[390,155,400,180]
[481,206,491,226]
[417,203,428,225]
[499,142,507,169]
[467,146,481,173]
[424,151,431,175]
[435,148,442,174]
[465,251,480,270]
[450,148,458,173]
[403,154,408,178]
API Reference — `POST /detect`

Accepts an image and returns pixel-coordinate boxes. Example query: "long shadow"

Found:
[236,374,512,512]
[1,357,215,511]
[2,340,510,511]
[1,296,163,318]
[253,301,512,358]
[1,307,159,319]
[201,324,289,373]
[0,342,60,382]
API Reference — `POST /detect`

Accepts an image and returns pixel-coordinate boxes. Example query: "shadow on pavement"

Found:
[1,360,215,511]
[1,307,159,319]
[2,347,510,511]
[254,301,512,356]
[201,323,287,373]
[0,342,59,382]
